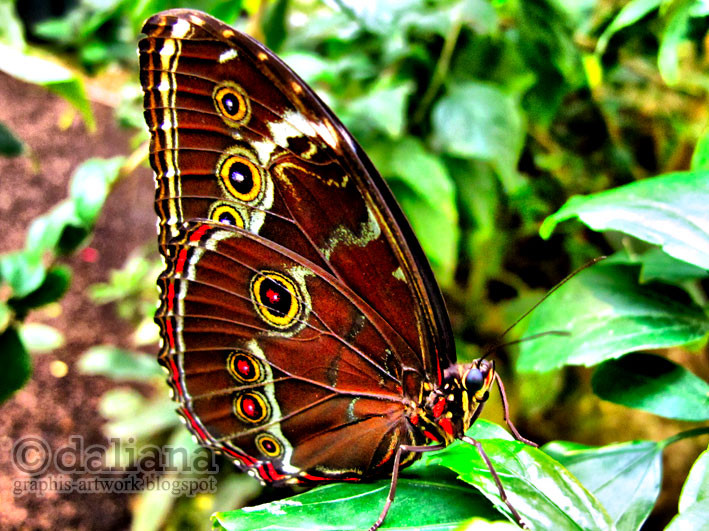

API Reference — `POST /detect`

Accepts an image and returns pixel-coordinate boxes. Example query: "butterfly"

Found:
[139,8,534,529]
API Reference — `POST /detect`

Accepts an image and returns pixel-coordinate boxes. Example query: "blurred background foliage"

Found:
[1,0,709,529]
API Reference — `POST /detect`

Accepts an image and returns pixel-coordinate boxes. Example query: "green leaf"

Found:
[103,396,179,439]
[658,0,694,86]
[0,300,10,333]
[0,120,23,156]
[25,200,81,257]
[345,79,413,138]
[540,171,709,269]
[543,440,662,530]
[0,327,31,403]
[19,323,65,353]
[665,499,709,531]
[70,157,125,227]
[78,346,163,381]
[518,265,709,373]
[385,137,459,286]
[592,353,709,421]
[637,248,708,283]
[0,43,94,130]
[213,470,503,531]
[691,129,709,171]
[596,0,662,54]
[679,446,709,511]
[0,1,26,48]
[432,81,525,192]
[424,421,613,530]
[0,250,46,299]
[9,266,71,316]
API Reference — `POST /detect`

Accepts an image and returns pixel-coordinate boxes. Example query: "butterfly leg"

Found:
[461,435,528,529]
[494,373,537,447]
[368,443,445,531]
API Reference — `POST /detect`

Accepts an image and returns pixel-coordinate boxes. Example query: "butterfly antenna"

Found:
[480,256,606,361]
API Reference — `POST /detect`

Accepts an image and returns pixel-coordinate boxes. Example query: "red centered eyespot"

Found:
[432,398,446,418]
[237,359,251,376]
[266,288,280,303]
[242,397,256,418]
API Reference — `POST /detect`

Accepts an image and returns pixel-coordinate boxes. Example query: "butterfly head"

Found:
[412,359,495,445]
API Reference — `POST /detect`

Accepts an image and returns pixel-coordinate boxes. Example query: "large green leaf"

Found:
[432,81,525,192]
[543,440,662,531]
[425,421,613,530]
[540,172,709,270]
[679,445,709,512]
[592,353,709,421]
[0,326,31,403]
[517,265,709,373]
[385,137,459,286]
[344,78,413,139]
[213,467,503,530]
[665,500,709,531]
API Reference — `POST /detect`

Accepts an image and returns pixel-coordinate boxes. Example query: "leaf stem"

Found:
[661,426,709,449]
[412,9,463,126]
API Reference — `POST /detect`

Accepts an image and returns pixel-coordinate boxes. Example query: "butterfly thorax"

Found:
[408,359,495,445]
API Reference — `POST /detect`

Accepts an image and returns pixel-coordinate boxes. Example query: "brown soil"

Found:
[0,72,155,530]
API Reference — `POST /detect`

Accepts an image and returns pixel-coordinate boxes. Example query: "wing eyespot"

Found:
[255,433,284,458]
[209,203,245,228]
[233,391,270,424]
[217,153,262,202]
[213,81,250,126]
[227,350,264,383]
[250,271,302,329]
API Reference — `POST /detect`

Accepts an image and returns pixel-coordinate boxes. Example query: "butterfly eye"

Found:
[464,368,485,392]
[213,82,250,125]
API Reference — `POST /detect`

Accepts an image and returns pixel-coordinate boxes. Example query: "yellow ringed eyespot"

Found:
[217,154,262,202]
[250,271,301,328]
[213,82,250,125]
[255,433,283,458]
[233,391,270,424]
[226,350,263,383]
[209,203,245,228]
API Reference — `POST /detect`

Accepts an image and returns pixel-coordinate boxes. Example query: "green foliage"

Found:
[0,120,24,156]
[518,265,709,372]
[544,440,663,531]
[592,354,709,421]
[7,0,709,529]
[0,156,124,402]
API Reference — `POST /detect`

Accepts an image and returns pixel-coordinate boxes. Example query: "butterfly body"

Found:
[140,9,525,528]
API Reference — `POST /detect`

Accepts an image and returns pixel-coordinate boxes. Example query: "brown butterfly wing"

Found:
[157,222,420,482]
[139,9,454,482]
